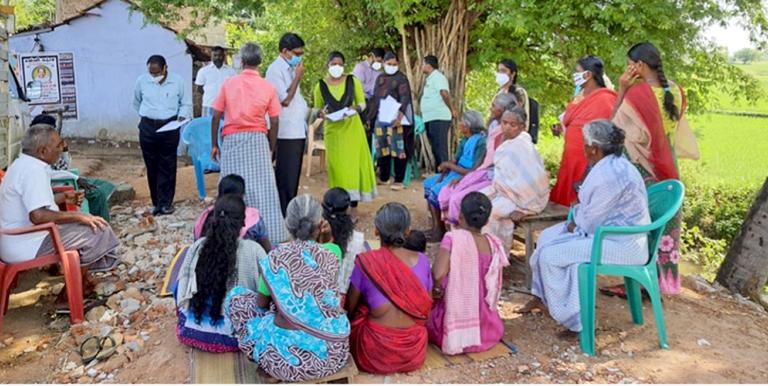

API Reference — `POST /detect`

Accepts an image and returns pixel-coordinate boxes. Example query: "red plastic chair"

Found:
[0,223,84,331]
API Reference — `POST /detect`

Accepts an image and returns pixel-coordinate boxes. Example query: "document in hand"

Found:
[325,107,358,122]
[157,118,191,133]
[377,95,401,123]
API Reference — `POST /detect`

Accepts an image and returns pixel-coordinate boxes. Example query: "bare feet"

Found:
[515,297,547,314]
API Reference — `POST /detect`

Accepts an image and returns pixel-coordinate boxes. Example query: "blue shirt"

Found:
[133,72,193,120]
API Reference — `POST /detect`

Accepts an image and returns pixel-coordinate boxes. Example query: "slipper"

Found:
[79,335,102,364]
[95,335,118,361]
[55,297,108,315]
[600,285,652,301]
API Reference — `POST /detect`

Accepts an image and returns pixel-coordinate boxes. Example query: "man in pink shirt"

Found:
[210,42,289,243]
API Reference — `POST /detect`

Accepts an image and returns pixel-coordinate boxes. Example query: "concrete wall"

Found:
[11,0,193,140]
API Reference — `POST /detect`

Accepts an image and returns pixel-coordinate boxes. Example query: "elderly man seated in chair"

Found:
[0,124,120,311]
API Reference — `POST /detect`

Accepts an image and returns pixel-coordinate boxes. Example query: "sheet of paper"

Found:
[326,107,355,122]
[157,118,190,133]
[325,107,349,122]
[377,95,401,123]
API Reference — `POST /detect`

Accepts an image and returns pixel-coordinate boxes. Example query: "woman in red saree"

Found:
[346,203,433,374]
[605,42,699,296]
[550,56,617,206]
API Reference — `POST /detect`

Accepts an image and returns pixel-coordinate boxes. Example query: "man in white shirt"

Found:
[0,124,120,307]
[265,32,309,215]
[195,46,236,117]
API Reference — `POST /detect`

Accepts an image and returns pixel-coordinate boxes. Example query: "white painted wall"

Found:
[10,0,193,140]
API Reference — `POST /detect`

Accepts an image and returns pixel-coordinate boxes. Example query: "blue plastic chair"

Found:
[181,117,222,200]
[576,179,685,356]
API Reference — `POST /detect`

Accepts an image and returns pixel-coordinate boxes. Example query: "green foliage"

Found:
[11,0,55,30]
[680,222,728,282]
[732,48,764,64]
[225,0,371,106]
[712,62,768,113]
[681,179,756,242]
[470,0,768,114]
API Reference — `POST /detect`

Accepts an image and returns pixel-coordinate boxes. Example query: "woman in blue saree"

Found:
[225,195,350,382]
[423,110,487,240]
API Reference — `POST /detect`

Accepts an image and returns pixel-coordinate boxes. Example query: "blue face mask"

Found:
[286,54,302,67]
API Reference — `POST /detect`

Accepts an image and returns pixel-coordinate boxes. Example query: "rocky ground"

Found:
[1,139,767,384]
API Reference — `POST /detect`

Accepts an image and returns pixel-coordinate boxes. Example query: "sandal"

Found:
[55,297,108,315]
[95,335,118,361]
[600,285,652,301]
[79,335,102,364]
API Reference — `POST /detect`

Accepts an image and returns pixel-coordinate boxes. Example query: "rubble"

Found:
[120,298,141,316]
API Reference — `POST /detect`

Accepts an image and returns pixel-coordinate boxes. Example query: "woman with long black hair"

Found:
[175,194,266,352]
[321,187,366,294]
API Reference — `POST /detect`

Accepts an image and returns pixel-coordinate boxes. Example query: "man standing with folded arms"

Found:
[133,54,192,216]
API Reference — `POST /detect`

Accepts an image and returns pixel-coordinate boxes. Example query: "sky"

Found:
[705,20,755,53]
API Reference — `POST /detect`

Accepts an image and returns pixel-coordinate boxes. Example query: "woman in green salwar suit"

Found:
[314,51,378,210]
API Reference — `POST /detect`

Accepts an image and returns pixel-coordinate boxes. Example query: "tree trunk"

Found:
[716,177,768,306]
[396,0,477,170]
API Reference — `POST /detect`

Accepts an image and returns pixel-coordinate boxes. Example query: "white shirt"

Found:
[195,63,237,108]
[265,57,308,139]
[0,154,59,263]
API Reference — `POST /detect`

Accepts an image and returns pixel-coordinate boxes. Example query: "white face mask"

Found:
[328,65,344,78]
[495,72,510,87]
[152,75,164,83]
[371,61,382,71]
[384,64,398,75]
[573,71,589,87]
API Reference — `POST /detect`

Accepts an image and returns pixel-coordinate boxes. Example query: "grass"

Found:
[680,113,768,187]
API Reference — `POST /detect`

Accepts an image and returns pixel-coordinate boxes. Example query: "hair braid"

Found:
[654,62,679,121]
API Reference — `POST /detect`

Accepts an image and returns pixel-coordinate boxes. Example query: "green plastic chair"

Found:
[50,168,91,214]
[576,179,685,356]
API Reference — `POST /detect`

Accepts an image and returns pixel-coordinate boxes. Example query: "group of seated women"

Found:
[424,95,550,252]
[173,42,689,380]
[174,172,513,380]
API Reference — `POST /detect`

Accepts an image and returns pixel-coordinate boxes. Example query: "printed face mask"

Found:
[495,72,510,87]
[372,62,382,71]
[328,65,344,78]
[573,71,589,87]
[384,64,398,75]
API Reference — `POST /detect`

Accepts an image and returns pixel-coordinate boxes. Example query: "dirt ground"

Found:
[1,139,767,384]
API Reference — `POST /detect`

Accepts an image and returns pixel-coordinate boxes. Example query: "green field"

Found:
[681,114,768,187]
[713,62,768,114]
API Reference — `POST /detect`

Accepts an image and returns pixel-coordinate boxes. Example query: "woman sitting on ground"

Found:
[423,110,487,240]
[347,203,433,374]
[175,194,266,352]
[428,192,508,354]
[437,92,518,225]
[225,195,350,382]
[518,120,650,338]
[481,106,550,252]
[322,187,367,295]
[194,174,271,251]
